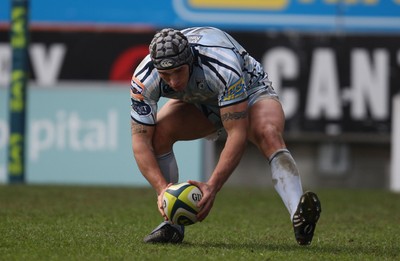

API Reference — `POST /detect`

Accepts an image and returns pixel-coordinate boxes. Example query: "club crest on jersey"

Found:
[131,100,151,116]
[160,59,174,68]
[162,84,175,94]
[196,80,205,90]
[223,78,245,101]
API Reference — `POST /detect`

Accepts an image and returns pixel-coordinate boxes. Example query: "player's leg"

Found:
[154,99,217,153]
[153,99,217,182]
[144,100,216,243]
[247,97,303,216]
[247,95,321,245]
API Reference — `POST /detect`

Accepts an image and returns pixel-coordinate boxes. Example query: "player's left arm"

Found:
[190,99,248,221]
[208,100,248,191]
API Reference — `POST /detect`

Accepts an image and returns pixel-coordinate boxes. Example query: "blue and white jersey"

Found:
[130,27,271,125]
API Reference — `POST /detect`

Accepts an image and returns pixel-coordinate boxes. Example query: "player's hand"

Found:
[157,183,172,221]
[188,180,217,222]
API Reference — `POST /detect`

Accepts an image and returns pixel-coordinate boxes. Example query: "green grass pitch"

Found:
[1,185,399,260]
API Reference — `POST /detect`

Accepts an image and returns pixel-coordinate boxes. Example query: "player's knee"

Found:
[153,127,175,154]
[252,124,284,148]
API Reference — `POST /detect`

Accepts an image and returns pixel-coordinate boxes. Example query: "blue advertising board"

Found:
[1,0,400,32]
[0,86,202,185]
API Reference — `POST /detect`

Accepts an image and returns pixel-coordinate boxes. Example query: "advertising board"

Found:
[0,86,202,184]
[1,0,400,32]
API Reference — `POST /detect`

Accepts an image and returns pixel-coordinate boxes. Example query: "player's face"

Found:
[158,65,189,91]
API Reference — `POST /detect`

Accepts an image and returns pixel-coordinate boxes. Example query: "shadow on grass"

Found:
[180,241,398,259]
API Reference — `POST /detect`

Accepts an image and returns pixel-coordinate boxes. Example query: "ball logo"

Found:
[192,193,202,202]
[160,59,174,68]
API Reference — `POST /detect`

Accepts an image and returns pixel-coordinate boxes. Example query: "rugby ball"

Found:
[163,182,202,226]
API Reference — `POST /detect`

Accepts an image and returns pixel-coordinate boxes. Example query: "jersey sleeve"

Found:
[130,56,159,125]
[130,95,157,125]
[214,53,248,107]
[198,46,248,107]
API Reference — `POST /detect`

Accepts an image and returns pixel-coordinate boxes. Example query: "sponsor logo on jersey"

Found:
[187,35,203,43]
[223,77,245,101]
[131,100,152,116]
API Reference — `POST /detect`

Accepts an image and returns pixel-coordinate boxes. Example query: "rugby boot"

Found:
[143,221,184,243]
[292,191,321,245]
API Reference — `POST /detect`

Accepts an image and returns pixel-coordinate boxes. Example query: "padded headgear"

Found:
[149,28,193,70]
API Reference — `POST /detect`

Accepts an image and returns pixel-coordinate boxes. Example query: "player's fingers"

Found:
[197,193,214,221]
[157,183,174,220]
[197,197,205,209]
[157,192,168,219]
[197,200,213,221]
[187,180,200,188]
[197,188,209,208]
[157,200,168,220]
[188,180,206,206]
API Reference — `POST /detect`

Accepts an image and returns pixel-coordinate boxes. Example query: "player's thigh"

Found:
[156,100,217,142]
[247,98,286,154]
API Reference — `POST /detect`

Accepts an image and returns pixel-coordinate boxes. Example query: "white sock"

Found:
[155,153,183,233]
[157,151,179,183]
[269,149,303,220]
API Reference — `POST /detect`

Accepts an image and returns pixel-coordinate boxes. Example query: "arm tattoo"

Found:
[131,122,148,135]
[221,110,248,122]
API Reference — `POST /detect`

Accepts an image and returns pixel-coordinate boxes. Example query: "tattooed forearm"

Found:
[221,111,248,122]
[131,121,148,135]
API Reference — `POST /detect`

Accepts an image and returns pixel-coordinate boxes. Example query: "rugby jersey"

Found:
[130,27,270,125]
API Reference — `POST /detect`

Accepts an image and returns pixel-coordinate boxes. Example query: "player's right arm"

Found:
[131,120,170,219]
[130,121,168,195]
[130,57,170,218]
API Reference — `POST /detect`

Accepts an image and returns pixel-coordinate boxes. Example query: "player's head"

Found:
[149,28,193,70]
